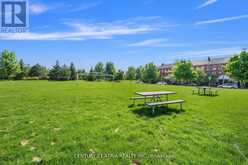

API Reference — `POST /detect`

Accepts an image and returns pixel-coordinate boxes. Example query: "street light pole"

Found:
[208,57,211,87]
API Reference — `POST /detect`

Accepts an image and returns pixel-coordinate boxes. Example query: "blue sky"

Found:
[0,0,248,70]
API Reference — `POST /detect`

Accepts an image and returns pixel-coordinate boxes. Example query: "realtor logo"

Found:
[1,0,28,32]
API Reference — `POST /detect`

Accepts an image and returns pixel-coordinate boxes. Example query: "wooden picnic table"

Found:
[135,91,176,103]
[196,86,211,95]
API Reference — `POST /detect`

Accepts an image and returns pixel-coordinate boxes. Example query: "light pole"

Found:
[208,57,211,87]
[241,48,247,88]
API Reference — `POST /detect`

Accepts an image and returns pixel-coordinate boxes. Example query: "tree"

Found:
[136,66,143,80]
[226,50,248,88]
[29,64,48,79]
[15,59,26,80]
[77,69,87,80]
[172,60,194,84]
[126,66,136,80]
[115,69,124,80]
[59,64,71,81]
[94,62,104,73]
[105,62,116,76]
[87,67,96,81]
[70,62,77,80]
[0,49,20,79]
[193,68,206,85]
[48,61,61,80]
[142,63,159,83]
[94,62,104,80]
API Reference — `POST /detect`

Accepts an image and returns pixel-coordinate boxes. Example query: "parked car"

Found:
[156,81,167,85]
[217,83,238,89]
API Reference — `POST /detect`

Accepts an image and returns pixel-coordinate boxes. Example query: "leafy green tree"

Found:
[142,63,159,83]
[48,61,61,80]
[126,66,136,80]
[29,64,48,79]
[193,68,207,85]
[226,50,248,88]
[70,62,77,80]
[105,62,116,76]
[19,59,24,72]
[77,69,87,80]
[115,69,124,80]
[87,67,96,81]
[172,60,194,84]
[136,66,143,80]
[0,50,20,79]
[15,59,26,80]
[59,64,71,81]
[94,62,104,73]
[94,62,104,80]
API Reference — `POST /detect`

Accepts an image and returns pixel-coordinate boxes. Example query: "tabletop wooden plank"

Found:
[135,91,176,96]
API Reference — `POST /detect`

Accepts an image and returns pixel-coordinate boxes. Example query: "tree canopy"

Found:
[105,62,116,76]
[126,66,136,80]
[136,66,143,80]
[193,68,207,85]
[172,60,194,83]
[94,62,104,73]
[115,69,124,80]
[225,50,248,87]
[142,63,159,83]
[0,50,20,79]
[29,64,48,78]
[70,62,77,80]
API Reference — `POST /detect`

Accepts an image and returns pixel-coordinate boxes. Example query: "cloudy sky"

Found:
[0,0,248,70]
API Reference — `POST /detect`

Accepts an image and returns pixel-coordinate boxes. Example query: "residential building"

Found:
[159,57,229,78]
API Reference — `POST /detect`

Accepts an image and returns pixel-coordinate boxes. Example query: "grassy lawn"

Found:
[0,81,248,164]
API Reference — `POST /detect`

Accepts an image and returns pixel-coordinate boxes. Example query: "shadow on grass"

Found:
[128,104,144,108]
[192,94,219,97]
[131,106,185,118]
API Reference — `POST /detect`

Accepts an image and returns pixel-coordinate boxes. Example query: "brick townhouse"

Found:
[159,57,229,78]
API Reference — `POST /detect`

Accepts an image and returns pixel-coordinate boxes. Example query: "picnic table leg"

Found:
[152,106,155,114]
[180,103,182,111]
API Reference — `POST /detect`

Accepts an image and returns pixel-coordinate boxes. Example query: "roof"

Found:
[159,57,229,69]
[159,64,173,69]
[192,57,229,66]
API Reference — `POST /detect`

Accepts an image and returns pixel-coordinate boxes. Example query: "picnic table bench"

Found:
[146,99,184,113]
[130,96,160,104]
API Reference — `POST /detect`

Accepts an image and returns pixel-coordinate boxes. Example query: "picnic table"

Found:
[130,91,184,113]
[135,91,176,103]
[193,86,218,96]
[197,87,210,95]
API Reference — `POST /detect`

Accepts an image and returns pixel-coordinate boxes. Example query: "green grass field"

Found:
[0,81,248,164]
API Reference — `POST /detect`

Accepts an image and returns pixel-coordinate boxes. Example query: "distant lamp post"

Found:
[208,57,212,87]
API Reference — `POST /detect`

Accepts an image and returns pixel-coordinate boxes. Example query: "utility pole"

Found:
[208,57,212,87]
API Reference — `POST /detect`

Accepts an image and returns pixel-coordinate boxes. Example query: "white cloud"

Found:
[196,14,248,25]
[0,17,172,40]
[68,1,102,12]
[128,39,188,47]
[128,38,192,47]
[29,1,102,15]
[29,3,49,14]
[196,0,218,9]
[128,38,168,46]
